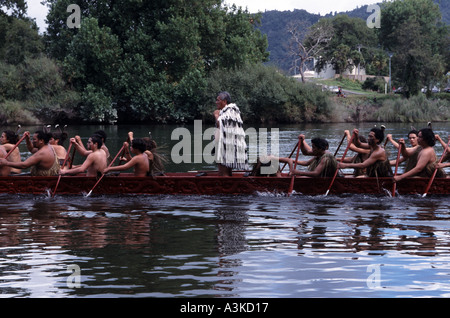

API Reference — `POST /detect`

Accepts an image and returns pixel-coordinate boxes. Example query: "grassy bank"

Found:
[331,93,450,123]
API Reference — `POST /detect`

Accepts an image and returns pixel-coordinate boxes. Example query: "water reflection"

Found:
[0,193,450,297]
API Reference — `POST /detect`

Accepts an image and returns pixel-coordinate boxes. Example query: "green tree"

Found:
[43,0,268,123]
[0,0,26,17]
[314,15,377,75]
[379,0,448,97]
[0,13,43,65]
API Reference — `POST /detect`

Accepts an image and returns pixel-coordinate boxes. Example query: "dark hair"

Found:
[218,91,231,104]
[35,130,52,144]
[94,130,107,142]
[90,134,103,148]
[408,129,418,137]
[143,137,157,151]
[358,135,367,143]
[370,127,384,144]
[3,130,17,144]
[52,132,68,146]
[311,138,329,151]
[419,128,435,147]
[131,138,146,153]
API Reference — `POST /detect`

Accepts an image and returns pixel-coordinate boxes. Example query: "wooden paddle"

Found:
[334,133,346,157]
[325,132,356,196]
[51,141,74,198]
[422,138,450,197]
[86,144,126,197]
[391,141,403,197]
[287,136,302,196]
[5,132,28,160]
[281,141,299,172]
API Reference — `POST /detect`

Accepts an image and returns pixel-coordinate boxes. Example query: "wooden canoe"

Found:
[0,172,448,196]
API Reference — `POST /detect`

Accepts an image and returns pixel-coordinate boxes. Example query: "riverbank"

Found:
[1,91,449,126]
[331,93,450,123]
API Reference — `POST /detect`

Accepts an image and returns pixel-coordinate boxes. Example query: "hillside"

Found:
[258,0,449,75]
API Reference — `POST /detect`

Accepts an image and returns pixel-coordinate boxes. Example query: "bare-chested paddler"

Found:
[0,131,60,176]
[60,134,107,177]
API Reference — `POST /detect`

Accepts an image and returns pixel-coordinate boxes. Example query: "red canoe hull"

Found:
[0,172,448,196]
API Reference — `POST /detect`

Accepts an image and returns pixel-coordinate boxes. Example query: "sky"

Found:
[26,0,380,33]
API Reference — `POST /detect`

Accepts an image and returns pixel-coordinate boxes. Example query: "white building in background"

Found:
[292,58,370,82]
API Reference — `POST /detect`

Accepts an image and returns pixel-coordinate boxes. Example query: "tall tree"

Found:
[287,19,333,82]
[0,0,26,17]
[43,0,268,123]
[313,15,377,76]
[379,0,448,97]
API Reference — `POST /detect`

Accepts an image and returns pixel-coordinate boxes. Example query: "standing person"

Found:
[60,135,107,177]
[394,128,446,182]
[213,91,247,176]
[0,131,60,176]
[1,130,23,174]
[103,138,149,177]
[338,128,393,178]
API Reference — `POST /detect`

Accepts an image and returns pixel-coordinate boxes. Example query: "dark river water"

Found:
[0,122,449,299]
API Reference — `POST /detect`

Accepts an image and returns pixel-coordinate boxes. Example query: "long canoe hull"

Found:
[0,173,448,196]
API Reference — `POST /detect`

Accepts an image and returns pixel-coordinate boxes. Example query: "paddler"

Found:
[125,131,165,175]
[103,138,149,177]
[386,129,421,172]
[0,144,10,176]
[281,137,338,177]
[394,128,446,182]
[338,128,393,178]
[60,134,107,177]
[73,130,111,164]
[337,130,370,177]
[0,130,22,174]
[0,131,60,176]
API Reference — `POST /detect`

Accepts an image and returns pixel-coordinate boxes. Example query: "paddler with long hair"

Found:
[394,128,446,182]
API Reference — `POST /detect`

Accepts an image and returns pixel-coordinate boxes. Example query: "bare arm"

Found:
[61,154,94,175]
[104,155,138,173]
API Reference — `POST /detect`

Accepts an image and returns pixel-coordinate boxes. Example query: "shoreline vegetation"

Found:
[1,62,449,126]
[0,0,449,126]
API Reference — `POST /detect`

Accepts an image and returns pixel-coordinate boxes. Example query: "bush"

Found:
[375,94,450,122]
[362,76,387,92]
[200,64,333,123]
[80,85,117,124]
[0,100,38,125]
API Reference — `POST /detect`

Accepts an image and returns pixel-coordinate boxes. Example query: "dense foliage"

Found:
[43,0,269,123]
[200,63,333,123]
[0,0,448,125]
